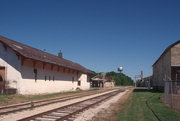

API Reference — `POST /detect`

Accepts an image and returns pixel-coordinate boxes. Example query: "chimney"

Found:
[58,50,63,58]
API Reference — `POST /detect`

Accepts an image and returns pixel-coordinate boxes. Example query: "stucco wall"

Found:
[20,59,90,94]
[153,50,171,90]
[77,73,90,90]
[0,43,21,91]
[104,82,115,88]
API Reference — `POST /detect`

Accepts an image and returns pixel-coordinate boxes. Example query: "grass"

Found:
[0,88,100,103]
[0,95,7,102]
[116,88,180,121]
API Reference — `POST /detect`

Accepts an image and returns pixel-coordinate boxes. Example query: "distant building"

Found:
[91,74,115,88]
[152,40,180,91]
[0,36,91,94]
[136,76,152,88]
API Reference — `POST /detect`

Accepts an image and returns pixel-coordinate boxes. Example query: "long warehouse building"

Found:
[0,36,91,94]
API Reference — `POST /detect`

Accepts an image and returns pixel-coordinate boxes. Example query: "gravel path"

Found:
[0,89,119,121]
[74,89,130,121]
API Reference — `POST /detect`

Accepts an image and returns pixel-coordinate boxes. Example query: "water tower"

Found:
[118,66,123,73]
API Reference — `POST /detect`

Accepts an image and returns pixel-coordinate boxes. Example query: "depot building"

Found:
[0,36,91,94]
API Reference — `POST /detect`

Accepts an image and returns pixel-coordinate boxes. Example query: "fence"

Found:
[164,80,180,111]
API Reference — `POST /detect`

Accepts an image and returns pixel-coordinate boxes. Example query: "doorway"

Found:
[0,67,5,93]
[171,66,180,86]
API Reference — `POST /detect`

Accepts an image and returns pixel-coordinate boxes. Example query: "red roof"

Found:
[0,36,91,74]
[105,77,113,80]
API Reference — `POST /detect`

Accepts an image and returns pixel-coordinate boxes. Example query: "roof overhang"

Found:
[0,36,92,74]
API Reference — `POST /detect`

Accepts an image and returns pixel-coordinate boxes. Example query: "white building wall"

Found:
[19,59,90,94]
[78,74,90,90]
[104,82,115,88]
[0,43,21,92]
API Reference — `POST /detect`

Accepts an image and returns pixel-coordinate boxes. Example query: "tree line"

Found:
[91,71,134,86]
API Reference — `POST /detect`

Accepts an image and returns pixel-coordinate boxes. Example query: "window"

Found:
[33,69,37,82]
[0,76,3,82]
[87,76,90,82]
[78,80,81,86]
[176,73,180,81]
[72,77,74,83]
[45,75,47,81]
[176,73,180,86]
[49,76,51,81]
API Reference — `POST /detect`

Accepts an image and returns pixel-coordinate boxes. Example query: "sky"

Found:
[0,0,180,79]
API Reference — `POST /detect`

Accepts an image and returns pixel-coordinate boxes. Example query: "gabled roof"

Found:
[93,75,103,78]
[91,74,104,81]
[0,36,91,74]
[153,40,180,66]
[91,74,114,82]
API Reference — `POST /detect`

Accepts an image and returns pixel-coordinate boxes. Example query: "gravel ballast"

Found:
[74,89,130,121]
[0,89,119,121]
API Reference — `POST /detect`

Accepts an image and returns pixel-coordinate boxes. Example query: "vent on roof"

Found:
[58,50,63,58]
[13,44,23,50]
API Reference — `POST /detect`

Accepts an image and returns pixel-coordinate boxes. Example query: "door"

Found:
[0,67,5,92]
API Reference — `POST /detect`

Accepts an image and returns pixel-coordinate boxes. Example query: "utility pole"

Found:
[134,70,144,87]
[141,70,144,82]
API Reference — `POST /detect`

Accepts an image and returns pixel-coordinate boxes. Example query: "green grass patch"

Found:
[26,88,100,100]
[0,95,7,102]
[0,88,101,102]
[117,88,180,121]
[28,92,65,100]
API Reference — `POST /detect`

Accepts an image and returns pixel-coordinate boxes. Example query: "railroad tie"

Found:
[47,112,65,117]
[42,115,60,119]
[35,117,55,121]
[56,110,73,113]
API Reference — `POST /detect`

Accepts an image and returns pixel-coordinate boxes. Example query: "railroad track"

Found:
[18,89,123,121]
[0,88,120,115]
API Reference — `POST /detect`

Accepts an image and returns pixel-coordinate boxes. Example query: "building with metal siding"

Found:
[152,40,180,91]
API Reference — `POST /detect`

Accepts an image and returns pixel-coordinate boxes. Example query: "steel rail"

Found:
[18,89,123,121]
[0,88,119,115]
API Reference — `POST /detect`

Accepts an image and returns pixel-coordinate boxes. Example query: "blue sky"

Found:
[0,0,180,78]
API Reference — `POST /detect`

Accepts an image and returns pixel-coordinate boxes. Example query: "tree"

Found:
[106,71,134,86]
